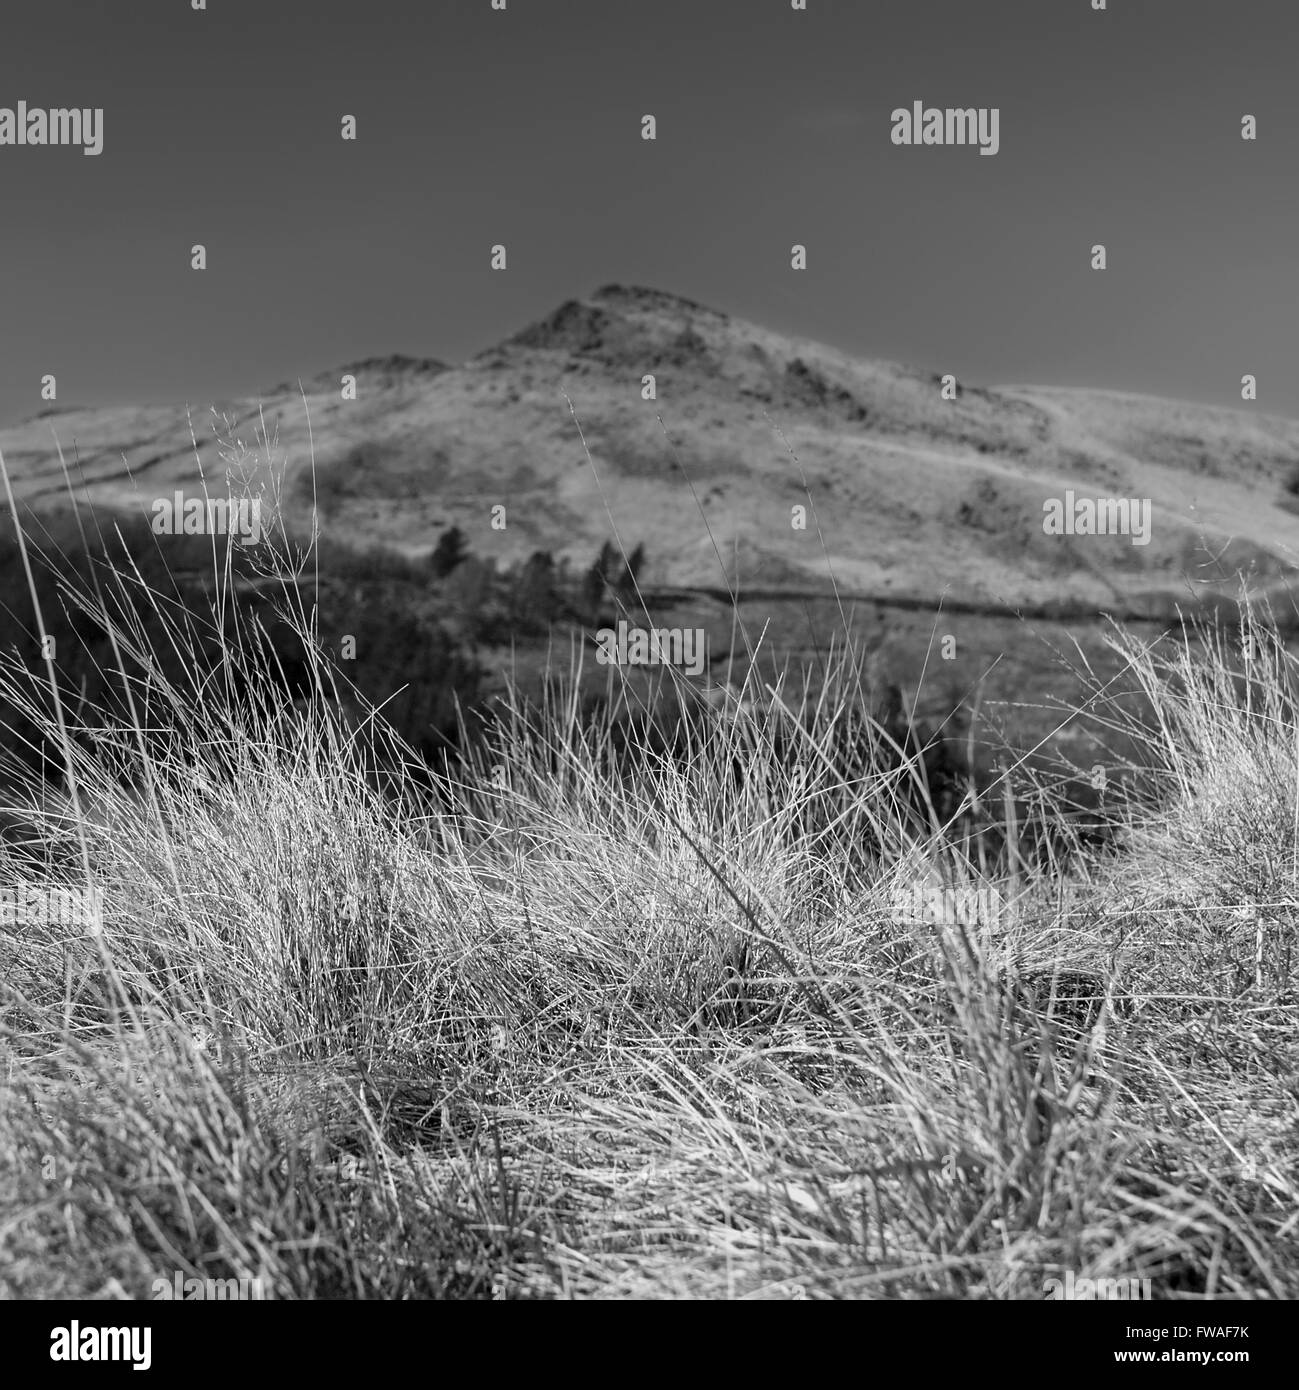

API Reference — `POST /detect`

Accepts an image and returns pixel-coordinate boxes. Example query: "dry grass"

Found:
[0,426,1294,1302]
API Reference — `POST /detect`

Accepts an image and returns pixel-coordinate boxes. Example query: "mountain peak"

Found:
[502,286,730,359]
[590,284,724,318]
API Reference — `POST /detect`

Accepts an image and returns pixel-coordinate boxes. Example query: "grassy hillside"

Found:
[2,285,1296,610]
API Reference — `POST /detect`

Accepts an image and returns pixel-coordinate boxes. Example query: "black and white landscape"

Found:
[0,0,1295,1338]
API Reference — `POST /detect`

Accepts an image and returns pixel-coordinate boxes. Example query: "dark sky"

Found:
[1,0,1295,427]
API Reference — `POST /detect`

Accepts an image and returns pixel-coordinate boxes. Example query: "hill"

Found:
[2,284,1297,616]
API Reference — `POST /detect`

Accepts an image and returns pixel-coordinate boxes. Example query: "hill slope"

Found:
[2,285,1297,614]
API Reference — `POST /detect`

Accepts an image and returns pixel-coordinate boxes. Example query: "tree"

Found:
[428,525,468,579]
[595,540,619,583]
[511,550,561,633]
[581,540,619,622]
[616,542,647,601]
